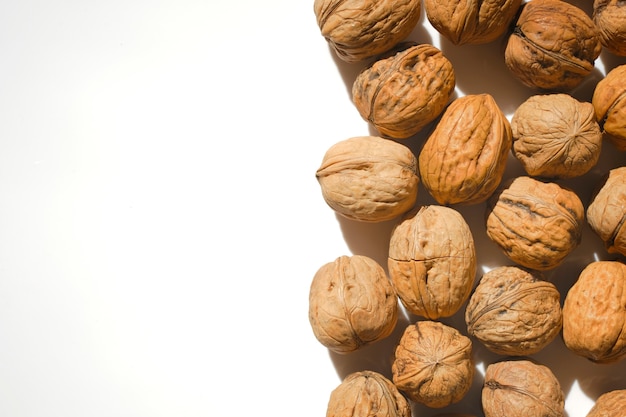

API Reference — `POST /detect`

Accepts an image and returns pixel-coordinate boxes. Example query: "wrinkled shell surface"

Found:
[504,0,602,91]
[326,371,411,417]
[313,0,422,63]
[465,266,562,356]
[587,389,626,417]
[562,260,626,364]
[316,136,419,222]
[482,360,565,417]
[424,0,521,45]
[388,205,476,319]
[419,94,512,205]
[592,64,626,150]
[485,176,584,270]
[392,320,473,408]
[593,0,626,56]
[587,167,626,256]
[309,255,398,354]
[511,93,602,179]
[352,44,456,139]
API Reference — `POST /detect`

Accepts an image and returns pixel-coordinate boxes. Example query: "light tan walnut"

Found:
[593,0,626,56]
[587,167,626,256]
[592,64,626,151]
[587,390,626,417]
[309,255,398,354]
[562,260,626,364]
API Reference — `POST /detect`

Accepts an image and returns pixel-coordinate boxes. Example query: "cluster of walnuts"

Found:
[309,0,626,416]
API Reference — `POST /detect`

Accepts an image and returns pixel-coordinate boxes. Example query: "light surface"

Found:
[0,1,624,416]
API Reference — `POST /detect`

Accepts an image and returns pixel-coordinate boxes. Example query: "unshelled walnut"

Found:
[587,389,626,417]
[511,93,602,179]
[352,43,456,139]
[313,0,421,63]
[308,255,398,354]
[419,94,512,205]
[482,359,565,417]
[388,205,476,319]
[326,371,411,417]
[587,167,626,256]
[562,260,626,364]
[505,0,602,91]
[424,0,521,45]
[392,320,473,408]
[465,266,562,356]
[593,0,626,56]
[316,136,419,222]
[592,64,626,150]
[485,176,584,270]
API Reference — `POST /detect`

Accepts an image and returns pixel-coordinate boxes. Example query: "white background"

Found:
[0,1,625,416]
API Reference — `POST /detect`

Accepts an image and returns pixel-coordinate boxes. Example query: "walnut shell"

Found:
[308,255,398,354]
[465,266,562,356]
[424,0,521,45]
[388,205,477,319]
[313,0,422,63]
[562,260,626,364]
[485,176,584,270]
[504,0,602,91]
[419,94,512,205]
[392,320,474,408]
[482,359,565,417]
[592,64,626,150]
[352,44,456,139]
[511,93,602,179]
[587,167,626,256]
[587,390,626,417]
[326,371,411,417]
[593,0,626,56]
[316,136,419,223]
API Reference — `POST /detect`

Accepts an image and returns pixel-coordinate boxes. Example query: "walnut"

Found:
[587,390,626,417]
[388,205,477,319]
[418,94,512,205]
[308,255,398,354]
[587,167,626,256]
[316,136,419,223]
[504,0,602,91]
[593,0,626,57]
[485,176,584,270]
[562,260,626,364]
[511,93,602,179]
[482,359,565,417]
[313,0,422,63]
[326,371,411,417]
[465,266,562,356]
[352,44,456,139]
[424,0,521,45]
[392,320,474,408]
[592,64,626,151]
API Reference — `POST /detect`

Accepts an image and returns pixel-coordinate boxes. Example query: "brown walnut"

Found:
[352,44,456,139]
[587,390,626,417]
[392,320,473,408]
[465,265,562,356]
[504,0,602,91]
[313,0,422,63]
[326,371,411,417]
[485,176,584,270]
[593,0,626,56]
[562,260,626,364]
[482,359,565,417]
[419,94,512,205]
[587,167,626,256]
[316,136,419,223]
[424,0,521,45]
[308,255,398,354]
[388,205,477,319]
[592,64,626,150]
[511,93,602,179]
